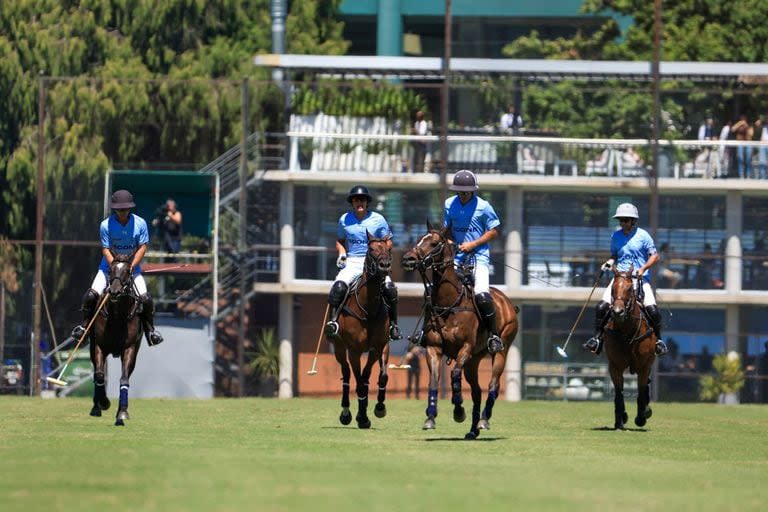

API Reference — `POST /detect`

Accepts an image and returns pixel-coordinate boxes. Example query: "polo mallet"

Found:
[307,304,330,375]
[555,270,604,359]
[46,292,110,387]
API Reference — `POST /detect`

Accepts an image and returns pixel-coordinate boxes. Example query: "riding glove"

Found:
[336,254,347,269]
[601,259,614,271]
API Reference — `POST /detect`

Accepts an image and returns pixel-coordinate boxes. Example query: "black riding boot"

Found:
[583,301,611,355]
[139,293,163,346]
[646,304,668,356]
[71,289,99,339]
[476,292,504,354]
[383,280,402,341]
[325,281,348,337]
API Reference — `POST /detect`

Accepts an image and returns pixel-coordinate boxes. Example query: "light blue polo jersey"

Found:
[98,213,150,274]
[443,194,501,266]
[610,226,657,283]
[337,211,392,257]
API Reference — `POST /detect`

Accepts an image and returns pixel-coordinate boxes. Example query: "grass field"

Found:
[1,397,766,512]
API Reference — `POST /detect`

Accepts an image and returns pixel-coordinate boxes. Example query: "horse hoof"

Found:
[115,418,124,426]
[90,407,102,417]
[423,418,436,430]
[453,406,466,423]
[634,415,647,427]
[464,429,480,440]
[614,423,625,430]
[478,419,490,430]
[339,410,352,425]
[100,398,111,411]
[356,416,371,429]
[645,407,653,419]
[374,403,386,418]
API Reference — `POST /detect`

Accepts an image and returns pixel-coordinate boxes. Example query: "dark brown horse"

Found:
[330,232,393,429]
[401,223,519,439]
[89,252,144,426]
[604,267,656,429]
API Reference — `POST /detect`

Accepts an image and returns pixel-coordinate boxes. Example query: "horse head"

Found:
[365,231,393,279]
[401,220,453,273]
[108,250,135,298]
[610,265,637,323]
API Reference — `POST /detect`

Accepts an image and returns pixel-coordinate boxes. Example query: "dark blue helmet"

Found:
[347,185,372,203]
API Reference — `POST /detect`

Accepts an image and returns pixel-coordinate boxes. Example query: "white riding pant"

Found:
[600,279,656,306]
[471,262,491,295]
[90,270,147,296]
[334,256,393,286]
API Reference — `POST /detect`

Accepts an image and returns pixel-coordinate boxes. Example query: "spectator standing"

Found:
[697,117,717,177]
[500,105,524,173]
[732,114,753,179]
[499,105,523,134]
[153,198,183,262]
[718,120,732,178]
[756,117,767,179]
[411,110,430,173]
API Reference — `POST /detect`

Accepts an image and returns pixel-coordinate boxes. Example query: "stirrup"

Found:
[408,330,424,347]
[71,325,86,340]
[487,335,504,355]
[655,339,668,357]
[389,324,402,341]
[147,331,164,346]
[325,320,339,337]
[583,336,602,355]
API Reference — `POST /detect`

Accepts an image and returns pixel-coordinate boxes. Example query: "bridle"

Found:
[410,232,454,273]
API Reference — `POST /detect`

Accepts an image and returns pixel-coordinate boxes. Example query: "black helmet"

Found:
[449,170,479,192]
[110,189,136,209]
[347,185,372,203]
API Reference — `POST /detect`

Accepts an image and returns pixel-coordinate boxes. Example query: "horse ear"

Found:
[442,222,453,242]
[426,219,435,231]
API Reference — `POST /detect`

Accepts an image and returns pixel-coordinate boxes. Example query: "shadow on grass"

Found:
[424,436,507,442]
[590,426,648,432]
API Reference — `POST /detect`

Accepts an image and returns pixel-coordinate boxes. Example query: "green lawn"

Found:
[0,397,765,512]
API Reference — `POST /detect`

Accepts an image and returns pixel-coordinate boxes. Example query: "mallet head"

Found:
[46,376,68,387]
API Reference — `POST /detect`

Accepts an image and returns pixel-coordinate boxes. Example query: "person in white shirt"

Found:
[499,105,523,134]
[411,110,430,172]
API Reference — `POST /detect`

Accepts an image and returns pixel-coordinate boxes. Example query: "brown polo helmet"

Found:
[110,189,136,209]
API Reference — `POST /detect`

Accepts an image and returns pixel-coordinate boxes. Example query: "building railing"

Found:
[285,118,768,180]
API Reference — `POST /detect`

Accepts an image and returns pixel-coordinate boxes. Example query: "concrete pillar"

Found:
[725,304,740,354]
[725,190,742,294]
[279,183,295,282]
[503,187,523,401]
[278,182,295,398]
[377,0,403,56]
[504,318,522,401]
[724,190,742,356]
[505,187,524,289]
[278,294,294,398]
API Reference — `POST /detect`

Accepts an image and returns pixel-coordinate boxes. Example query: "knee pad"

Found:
[597,300,610,317]
[328,281,348,308]
[646,304,661,325]
[82,289,99,310]
[139,293,155,315]
[475,292,495,316]
[383,281,398,304]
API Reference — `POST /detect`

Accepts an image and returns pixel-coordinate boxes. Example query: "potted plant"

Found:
[699,351,745,404]
[247,328,280,397]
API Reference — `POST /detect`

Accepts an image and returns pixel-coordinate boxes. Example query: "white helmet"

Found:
[613,203,639,219]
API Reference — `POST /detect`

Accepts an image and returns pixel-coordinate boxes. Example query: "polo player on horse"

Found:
[70,189,163,347]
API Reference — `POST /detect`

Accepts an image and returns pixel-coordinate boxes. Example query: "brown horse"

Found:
[89,252,144,426]
[604,267,656,430]
[329,232,393,429]
[401,223,519,439]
